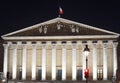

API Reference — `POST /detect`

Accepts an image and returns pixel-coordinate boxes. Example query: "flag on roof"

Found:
[59,6,63,15]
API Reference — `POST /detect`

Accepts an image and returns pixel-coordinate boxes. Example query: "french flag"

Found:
[59,6,63,15]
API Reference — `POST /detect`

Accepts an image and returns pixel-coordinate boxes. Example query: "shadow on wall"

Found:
[0,38,3,72]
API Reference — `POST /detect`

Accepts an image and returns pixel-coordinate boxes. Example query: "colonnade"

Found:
[3,40,118,80]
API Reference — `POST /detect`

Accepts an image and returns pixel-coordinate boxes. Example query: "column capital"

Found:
[51,44,56,49]
[87,41,92,44]
[22,44,27,48]
[46,41,51,45]
[11,44,18,49]
[36,41,41,45]
[92,43,97,48]
[98,40,103,44]
[66,41,72,45]
[102,43,108,48]
[62,44,66,48]
[17,41,22,45]
[32,44,37,48]
[72,43,77,48]
[77,41,82,44]
[8,41,12,45]
[57,41,62,45]
[3,44,9,48]
[112,42,118,48]
[26,41,31,45]
[41,44,46,48]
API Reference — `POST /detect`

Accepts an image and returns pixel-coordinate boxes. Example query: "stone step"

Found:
[8,80,113,83]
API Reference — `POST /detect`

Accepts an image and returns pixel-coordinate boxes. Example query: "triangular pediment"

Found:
[2,17,119,40]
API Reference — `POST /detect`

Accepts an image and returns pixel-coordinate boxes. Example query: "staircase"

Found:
[8,80,113,83]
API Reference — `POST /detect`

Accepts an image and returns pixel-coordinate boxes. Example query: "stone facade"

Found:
[1,17,120,81]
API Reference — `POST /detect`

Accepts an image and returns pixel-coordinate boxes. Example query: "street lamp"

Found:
[84,45,90,83]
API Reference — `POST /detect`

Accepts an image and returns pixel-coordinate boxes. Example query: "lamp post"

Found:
[84,45,90,83]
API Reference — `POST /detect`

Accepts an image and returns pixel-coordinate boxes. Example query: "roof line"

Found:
[2,17,120,38]
[59,18,120,36]
[2,17,59,38]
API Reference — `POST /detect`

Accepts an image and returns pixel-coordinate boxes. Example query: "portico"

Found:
[2,40,118,80]
[1,17,119,81]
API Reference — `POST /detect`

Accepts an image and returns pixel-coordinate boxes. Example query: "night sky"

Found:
[0,0,120,36]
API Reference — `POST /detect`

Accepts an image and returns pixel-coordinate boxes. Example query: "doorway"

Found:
[38,69,42,80]
[58,69,62,80]
[77,69,82,80]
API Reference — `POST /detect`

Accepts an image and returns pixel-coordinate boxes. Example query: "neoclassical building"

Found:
[1,17,120,81]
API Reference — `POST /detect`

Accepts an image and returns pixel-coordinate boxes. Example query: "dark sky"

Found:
[0,0,120,36]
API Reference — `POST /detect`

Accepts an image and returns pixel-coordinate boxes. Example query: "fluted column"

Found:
[113,42,118,77]
[12,44,17,79]
[22,45,27,80]
[62,44,66,80]
[82,44,86,80]
[52,44,56,80]
[72,43,77,80]
[93,43,97,80]
[32,45,37,80]
[3,44,9,78]
[103,43,107,80]
[41,44,46,80]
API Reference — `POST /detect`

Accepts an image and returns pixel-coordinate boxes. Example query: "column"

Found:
[52,44,56,80]
[12,44,17,79]
[32,45,37,80]
[93,43,97,80]
[113,42,118,77]
[82,44,86,80]
[72,43,77,80]
[62,44,66,80]
[42,44,46,80]
[22,45,27,80]
[3,44,9,78]
[103,43,107,80]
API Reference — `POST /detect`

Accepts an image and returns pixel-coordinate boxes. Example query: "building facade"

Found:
[1,18,120,81]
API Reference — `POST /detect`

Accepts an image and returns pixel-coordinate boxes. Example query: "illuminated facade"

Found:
[1,17,119,81]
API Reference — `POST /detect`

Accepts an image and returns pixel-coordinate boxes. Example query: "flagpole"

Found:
[58,14,61,18]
